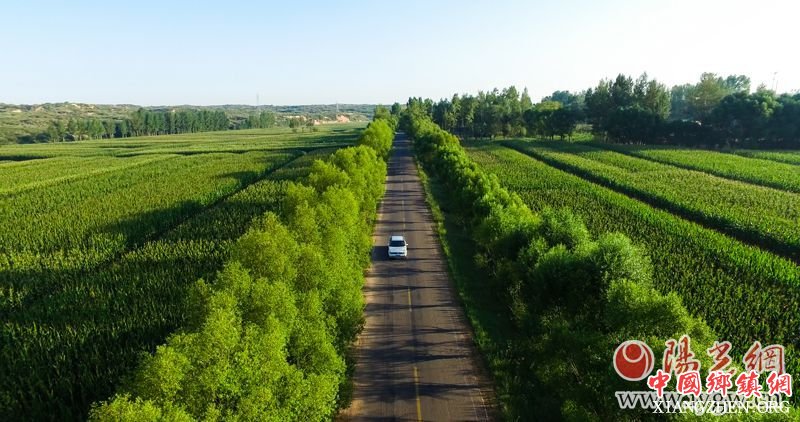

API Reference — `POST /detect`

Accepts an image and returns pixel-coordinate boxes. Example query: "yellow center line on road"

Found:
[414,366,423,422]
[404,176,420,421]
[401,177,406,230]
[408,286,421,421]
[402,199,406,230]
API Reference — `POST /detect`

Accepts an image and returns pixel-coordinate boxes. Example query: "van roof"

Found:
[390,235,405,241]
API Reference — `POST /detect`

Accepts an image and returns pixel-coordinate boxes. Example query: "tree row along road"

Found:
[343,134,494,421]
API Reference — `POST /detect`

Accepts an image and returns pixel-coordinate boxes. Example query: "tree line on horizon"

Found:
[421,73,800,148]
[37,109,279,142]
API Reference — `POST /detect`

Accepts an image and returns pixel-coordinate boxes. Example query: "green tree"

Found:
[259,111,276,128]
[710,90,777,144]
[103,120,115,139]
[688,73,726,119]
[288,118,301,132]
[373,105,392,121]
[669,84,693,120]
[457,95,476,136]
[610,74,634,108]
[45,121,67,142]
[520,88,533,111]
[130,109,146,136]
[724,75,751,93]
[550,108,579,140]
[585,80,613,136]
[90,119,105,139]
[638,76,670,119]
[115,120,130,138]
[356,118,393,159]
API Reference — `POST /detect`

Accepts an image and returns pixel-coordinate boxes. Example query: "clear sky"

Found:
[2,0,798,105]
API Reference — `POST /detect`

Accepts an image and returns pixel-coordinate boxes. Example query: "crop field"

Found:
[0,124,361,420]
[464,140,800,394]
[596,144,800,193]
[0,124,361,159]
[503,141,800,262]
[733,149,800,166]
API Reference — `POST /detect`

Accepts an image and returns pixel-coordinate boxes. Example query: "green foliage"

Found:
[506,141,800,262]
[355,117,394,159]
[581,72,800,148]
[0,127,358,420]
[686,73,750,120]
[242,111,277,130]
[584,73,671,142]
[404,113,718,420]
[424,73,799,148]
[523,104,579,140]
[0,101,373,144]
[89,132,386,419]
[603,144,800,193]
[0,151,293,256]
[89,394,193,421]
[425,86,537,138]
[466,142,800,406]
[372,105,396,128]
[733,149,800,165]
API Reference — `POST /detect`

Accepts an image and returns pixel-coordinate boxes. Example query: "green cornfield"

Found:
[733,149,800,166]
[596,144,800,193]
[0,125,360,421]
[465,140,800,396]
[505,141,800,262]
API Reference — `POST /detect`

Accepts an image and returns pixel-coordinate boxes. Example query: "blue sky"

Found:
[2,0,798,105]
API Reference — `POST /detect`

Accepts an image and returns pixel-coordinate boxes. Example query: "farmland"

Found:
[0,124,362,420]
[0,102,374,144]
[504,141,800,262]
[596,144,800,193]
[733,149,800,166]
[465,141,800,357]
[405,113,727,419]
[455,138,800,415]
[400,101,800,418]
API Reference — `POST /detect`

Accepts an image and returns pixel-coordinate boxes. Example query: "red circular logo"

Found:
[613,340,655,381]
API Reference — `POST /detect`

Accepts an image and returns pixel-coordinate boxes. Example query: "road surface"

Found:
[343,134,494,421]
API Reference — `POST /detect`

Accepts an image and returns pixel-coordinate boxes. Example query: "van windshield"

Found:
[389,240,405,247]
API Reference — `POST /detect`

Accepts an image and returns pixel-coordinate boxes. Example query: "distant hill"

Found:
[0,102,377,144]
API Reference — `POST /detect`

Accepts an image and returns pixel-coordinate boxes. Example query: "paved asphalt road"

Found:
[343,134,494,421]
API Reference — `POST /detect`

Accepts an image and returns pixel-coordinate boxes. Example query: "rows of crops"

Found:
[0,155,179,196]
[0,127,358,420]
[465,142,800,392]
[1,151,299,259]
[734,149,800,166]
[405,113,730,420]
[505,141,800,262]
[597,144,800,193]
[88,122,392,420]
[0,125,361,160]
[1,149,338,421]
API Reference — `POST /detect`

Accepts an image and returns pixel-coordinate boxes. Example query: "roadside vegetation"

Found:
[402,107,730,420]
[87,117,393,420]
[465,142,800,395]
[0,125,367,420]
